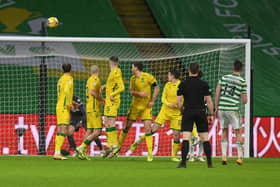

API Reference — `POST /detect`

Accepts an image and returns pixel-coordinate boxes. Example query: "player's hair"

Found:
[233,60,243,72]
[109,56,119,65]
[90,65,99,74]
[189,62,199,74]
[169,69,180,79]
[133,62,143,71]
[62,63,71,73]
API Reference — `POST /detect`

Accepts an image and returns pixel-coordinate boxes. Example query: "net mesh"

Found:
[0,38,247,157]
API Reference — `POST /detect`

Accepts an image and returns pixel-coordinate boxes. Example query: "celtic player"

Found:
[54,63,74,160]
[118,62,159,162]
[102,56,125,157]
[76,65,105,160]
[215,60,247,165]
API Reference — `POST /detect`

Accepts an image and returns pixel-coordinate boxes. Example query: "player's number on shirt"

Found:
[222,84,236,96]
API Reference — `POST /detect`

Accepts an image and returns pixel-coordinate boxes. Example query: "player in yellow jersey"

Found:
[54,63,74,160]
[76,65,105,160]
[102,56,125,157]
[118,62,159,161]
[128,69,181,162]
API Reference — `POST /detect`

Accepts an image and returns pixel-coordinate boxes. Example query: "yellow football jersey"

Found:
[105,67,124,102]
[86,75,101,112]
[56,74,73,110]
[130,72,157,107]
[161,80,181,115]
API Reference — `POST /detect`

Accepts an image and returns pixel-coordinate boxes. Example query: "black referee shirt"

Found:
[177,76,211,110]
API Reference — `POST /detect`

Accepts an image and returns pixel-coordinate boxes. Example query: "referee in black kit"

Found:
[176,62,214,168]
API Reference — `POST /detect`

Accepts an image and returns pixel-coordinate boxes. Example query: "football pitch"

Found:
[0,156,278,187]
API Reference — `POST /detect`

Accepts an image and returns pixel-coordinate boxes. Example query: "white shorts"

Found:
[218,111,241,129]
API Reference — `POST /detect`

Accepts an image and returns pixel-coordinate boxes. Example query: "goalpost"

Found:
[0,36,251,158]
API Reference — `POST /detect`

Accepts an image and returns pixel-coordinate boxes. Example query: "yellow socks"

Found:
[55,133,66,155]
[111,127,118,147]
[106,128,112,147]
[145,133,153,156]
[106,127,118,147]
[172,140,180,157]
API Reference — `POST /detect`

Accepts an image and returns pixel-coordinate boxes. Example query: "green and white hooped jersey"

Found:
[218,74,247,111]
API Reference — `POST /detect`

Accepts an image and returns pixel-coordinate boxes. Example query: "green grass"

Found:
[0,156,278,187]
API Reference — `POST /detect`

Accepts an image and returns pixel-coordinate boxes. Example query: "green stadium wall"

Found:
[147,0,280,116]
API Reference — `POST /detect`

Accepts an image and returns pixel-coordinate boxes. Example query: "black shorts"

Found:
[181,109,208,133]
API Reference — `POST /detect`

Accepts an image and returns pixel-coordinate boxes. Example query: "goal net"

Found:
[0,37,251,158]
